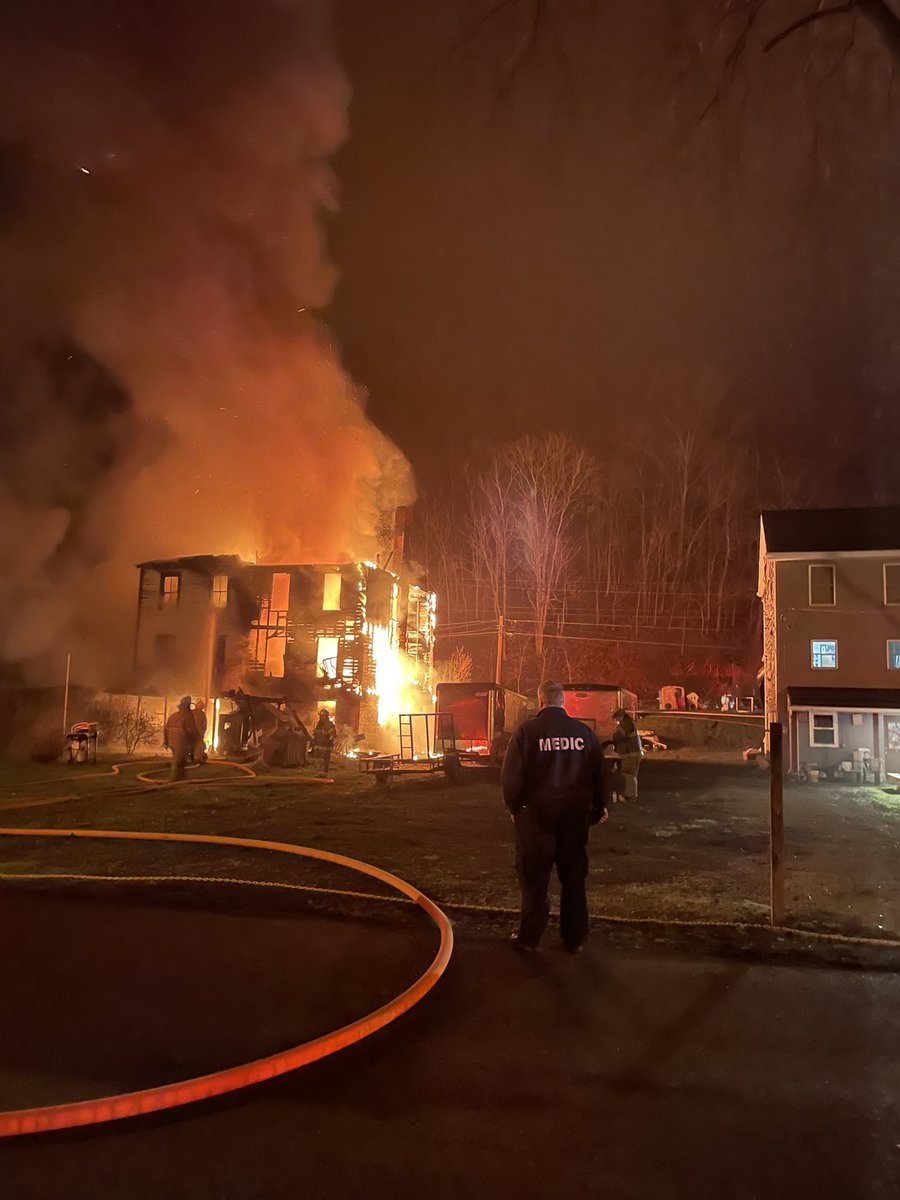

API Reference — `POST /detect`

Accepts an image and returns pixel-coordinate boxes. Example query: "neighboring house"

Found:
[132,554,435,738]
[758,506,900,777]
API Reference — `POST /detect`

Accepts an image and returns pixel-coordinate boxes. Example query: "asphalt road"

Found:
[3,886,900,1200]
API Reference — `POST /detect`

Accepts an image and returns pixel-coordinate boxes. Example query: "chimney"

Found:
[392,505,409,571]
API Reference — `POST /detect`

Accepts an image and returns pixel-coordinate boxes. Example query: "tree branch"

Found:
[763,4,853,54]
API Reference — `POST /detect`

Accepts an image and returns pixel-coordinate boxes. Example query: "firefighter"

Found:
[191,698,208,764]
[609,707,644,802]
[500,680,611,954]
[312,708,336,778]
[163,696,199,782]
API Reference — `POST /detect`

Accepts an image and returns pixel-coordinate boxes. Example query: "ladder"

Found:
[398,713,415,762]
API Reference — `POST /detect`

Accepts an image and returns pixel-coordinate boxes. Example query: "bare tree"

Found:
[433,645,474,684]
[89,695,161,755]
[502,433,597,657]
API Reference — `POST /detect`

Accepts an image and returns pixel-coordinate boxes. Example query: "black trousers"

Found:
[514,800,591,948]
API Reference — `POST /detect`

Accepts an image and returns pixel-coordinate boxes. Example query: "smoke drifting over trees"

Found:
[0,0,412,679]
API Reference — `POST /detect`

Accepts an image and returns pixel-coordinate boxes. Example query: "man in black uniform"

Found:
[501,680,611,953]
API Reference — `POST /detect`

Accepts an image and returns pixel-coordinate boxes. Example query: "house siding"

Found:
[764,552,900,773]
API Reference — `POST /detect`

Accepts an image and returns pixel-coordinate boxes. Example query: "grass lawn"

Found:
[0,751,898,939]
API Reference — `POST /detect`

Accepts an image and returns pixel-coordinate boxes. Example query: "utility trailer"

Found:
[358,684,528,784]
[433,682,527,781]
[358,713,446,784]
[561,684,638,742]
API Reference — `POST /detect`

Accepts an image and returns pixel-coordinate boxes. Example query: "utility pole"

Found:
[494,614,505,685]
[769,721,785,926]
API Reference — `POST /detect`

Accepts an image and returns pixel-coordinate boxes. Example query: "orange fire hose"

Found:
[0,759,333,812]
[0,826,454,1138]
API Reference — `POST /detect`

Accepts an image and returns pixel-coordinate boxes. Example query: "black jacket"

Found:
[500,706,611,819]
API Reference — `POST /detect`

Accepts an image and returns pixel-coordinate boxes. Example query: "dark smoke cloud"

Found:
[0,0,412,679]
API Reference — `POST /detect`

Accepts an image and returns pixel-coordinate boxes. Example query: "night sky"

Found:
[1,0,899,678]
[329,1,900,482]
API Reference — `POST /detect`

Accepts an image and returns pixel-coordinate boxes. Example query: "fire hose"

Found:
[0,826,454,1138]
[0,758,333,813]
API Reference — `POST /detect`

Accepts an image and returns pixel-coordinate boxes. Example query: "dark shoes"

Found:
[563,942,584,955]
[510,934,540,953]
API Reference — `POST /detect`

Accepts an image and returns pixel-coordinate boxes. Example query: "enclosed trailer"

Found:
[434,682,527,767]
[561,684,638,741]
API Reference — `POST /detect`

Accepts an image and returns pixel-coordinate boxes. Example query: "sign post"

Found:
[769,720,785,926]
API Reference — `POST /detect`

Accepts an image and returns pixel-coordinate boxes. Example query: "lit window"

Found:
[211,575,229,608]
[809,712,837,747]
[889,641,900,670]
[811,639,837,669]
[808,564,835,607]
[885,564,900,605]
[323,572,342,611]
[316,636,339,679]
[161,575,180,607]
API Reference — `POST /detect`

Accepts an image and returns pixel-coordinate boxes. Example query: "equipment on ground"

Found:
[64,722,98,765]
[217,690,310,767]
[658,685,686,711]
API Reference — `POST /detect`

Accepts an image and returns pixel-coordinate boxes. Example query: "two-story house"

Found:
[132,555,435,740]
[758,506,900,777]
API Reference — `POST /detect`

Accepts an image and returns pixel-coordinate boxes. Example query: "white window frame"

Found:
[888,639,900,670]
[810,639,838,669]
[808,563,835,607]
[884,563,900,606]
[808,711,838,748]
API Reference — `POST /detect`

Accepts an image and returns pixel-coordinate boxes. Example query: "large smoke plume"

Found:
[0,0,412,680]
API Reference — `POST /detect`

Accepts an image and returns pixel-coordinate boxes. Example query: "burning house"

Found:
[131,513,436,749]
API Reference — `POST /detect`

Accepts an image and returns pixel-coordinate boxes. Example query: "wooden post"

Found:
[62,652,72,736]
[494,614,505,686]
[769,720,785,927]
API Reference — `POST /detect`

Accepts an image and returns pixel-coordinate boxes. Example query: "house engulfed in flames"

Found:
[131,512,436,748]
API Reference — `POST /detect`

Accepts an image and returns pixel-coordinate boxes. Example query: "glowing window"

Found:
[270,572,291,611]
[323,572,342,611]
[808,564,835,607]
[811,640,838,669]
[809,712,838,747]
[889,641,900,670]
[211,575,229,608]
[316,636,339,679]
[161,575,180,607]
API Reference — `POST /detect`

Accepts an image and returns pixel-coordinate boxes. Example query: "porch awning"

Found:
[787,687,900,713]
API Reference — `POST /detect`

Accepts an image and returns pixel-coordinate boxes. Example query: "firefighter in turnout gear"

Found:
[609,707,643,802]
[500,680,612,954]
[191,698,208,764]
[312,708,336,778]
[163,696,199,782]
